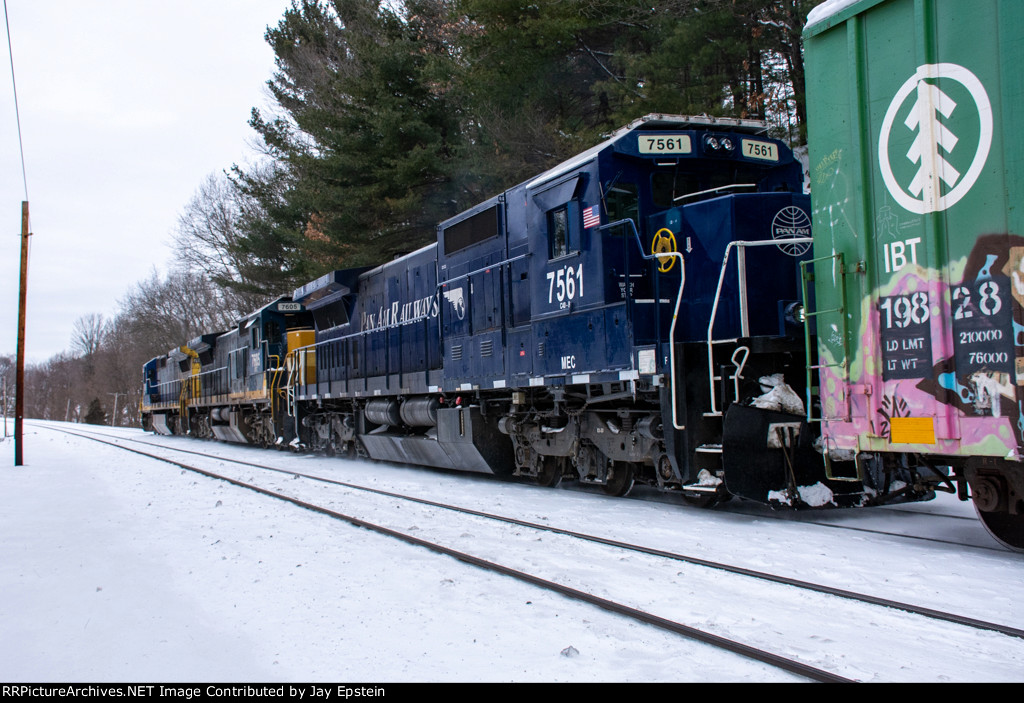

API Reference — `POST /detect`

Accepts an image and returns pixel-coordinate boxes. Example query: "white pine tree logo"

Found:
[879,64,992,215]
[905,81,960,202]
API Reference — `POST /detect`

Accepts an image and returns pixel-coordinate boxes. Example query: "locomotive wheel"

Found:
[603,461,635,497]
[975,505,1024,552]
[536,456,563,488]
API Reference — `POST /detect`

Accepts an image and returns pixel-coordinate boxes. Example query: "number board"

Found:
[951,273,1013,377]
[741,139,778,162]
[638,134,692,155]
[879,292,934,380]
[277,302,303,312]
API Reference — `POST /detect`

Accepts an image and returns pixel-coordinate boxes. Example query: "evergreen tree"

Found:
[600,0,817,143]
[223,0,819,281]
[234,0,467,286]
[84,398,107,426]
[452,0,651,187]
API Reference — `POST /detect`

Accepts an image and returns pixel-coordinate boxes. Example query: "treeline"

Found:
[8,0,819,428]
[225,0,817,293]
[5,273,248,426]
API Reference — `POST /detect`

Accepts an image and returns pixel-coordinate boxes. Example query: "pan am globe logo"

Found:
[772,206,812,256]
[879,63,993,215]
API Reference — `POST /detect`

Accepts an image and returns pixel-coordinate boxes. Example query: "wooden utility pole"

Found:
[108,392,122,427]
[14,200,29,465]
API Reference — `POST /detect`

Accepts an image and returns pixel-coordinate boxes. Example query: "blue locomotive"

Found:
[142,114,929,509]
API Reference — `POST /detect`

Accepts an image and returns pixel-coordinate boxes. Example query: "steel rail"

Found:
[39,423,854,683]
[37,423,1024,643]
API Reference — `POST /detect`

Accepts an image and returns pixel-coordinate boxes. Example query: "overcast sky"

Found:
[0,1,294,363]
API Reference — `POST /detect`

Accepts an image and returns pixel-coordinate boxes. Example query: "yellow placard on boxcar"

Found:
[889,416,936,444]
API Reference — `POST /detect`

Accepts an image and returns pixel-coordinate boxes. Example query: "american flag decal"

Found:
[582,204,601,229]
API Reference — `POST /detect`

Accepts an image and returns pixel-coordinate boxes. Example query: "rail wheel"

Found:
[975,506,1024,552]
[971,472,1024,552]
[536,456,564,488]
[603,461,635,497]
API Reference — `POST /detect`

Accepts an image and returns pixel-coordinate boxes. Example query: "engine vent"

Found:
[481,339,493,357]
[451,344,463,361]
[538,341,545,357]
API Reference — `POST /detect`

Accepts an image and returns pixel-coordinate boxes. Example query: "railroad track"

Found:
[32,423,1024,643]
[31,423,1024,681]
[716,500,1005,552]
[42,422,1009,553]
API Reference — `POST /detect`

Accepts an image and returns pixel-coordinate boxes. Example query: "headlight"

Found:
[784,302,806,325]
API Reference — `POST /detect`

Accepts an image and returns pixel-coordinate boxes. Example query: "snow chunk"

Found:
[806,0,862,28]
[695,469,722,487]
[798,482,835,507]
[750,373,805,415]
[768,483,835,507]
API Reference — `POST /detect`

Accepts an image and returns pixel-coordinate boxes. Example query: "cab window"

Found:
[548,205,574,259]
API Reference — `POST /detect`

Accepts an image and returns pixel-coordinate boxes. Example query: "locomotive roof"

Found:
[526,113,770,192]
[234,295,292,328]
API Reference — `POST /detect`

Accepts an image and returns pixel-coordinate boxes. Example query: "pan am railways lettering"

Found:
[361,293,440,331]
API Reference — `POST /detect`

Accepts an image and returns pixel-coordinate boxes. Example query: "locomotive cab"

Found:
[436,114,823,499]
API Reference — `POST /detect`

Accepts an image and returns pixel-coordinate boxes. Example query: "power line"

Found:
[4,0,28,201]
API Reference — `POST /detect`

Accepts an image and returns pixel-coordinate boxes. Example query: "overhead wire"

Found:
[4,0,28,203]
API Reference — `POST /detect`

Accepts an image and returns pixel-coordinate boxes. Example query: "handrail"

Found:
[673,183,757,203]
[705,238,814,416]
[285,217,687,430]
[799,253,849,423]
[597,218,687,430]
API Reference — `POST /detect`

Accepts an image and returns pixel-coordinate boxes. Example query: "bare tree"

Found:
[118,270,246,353]
[19,267,273,427]
[172,171,275,314]
[70,313,106,358]
[0,354,13,426]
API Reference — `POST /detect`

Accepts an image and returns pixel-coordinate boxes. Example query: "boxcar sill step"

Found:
[682,484,719,493]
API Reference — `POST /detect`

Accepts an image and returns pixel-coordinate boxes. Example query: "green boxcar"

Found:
[804,0,1024,549]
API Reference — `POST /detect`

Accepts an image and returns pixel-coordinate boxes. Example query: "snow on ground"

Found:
[1,420,1023,682]
[0,422,798,682]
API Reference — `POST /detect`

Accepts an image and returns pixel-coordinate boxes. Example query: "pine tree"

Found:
[234,0,467,282]
[84,398,107,426]
[223,0,819,282]
[599,0,817,144]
